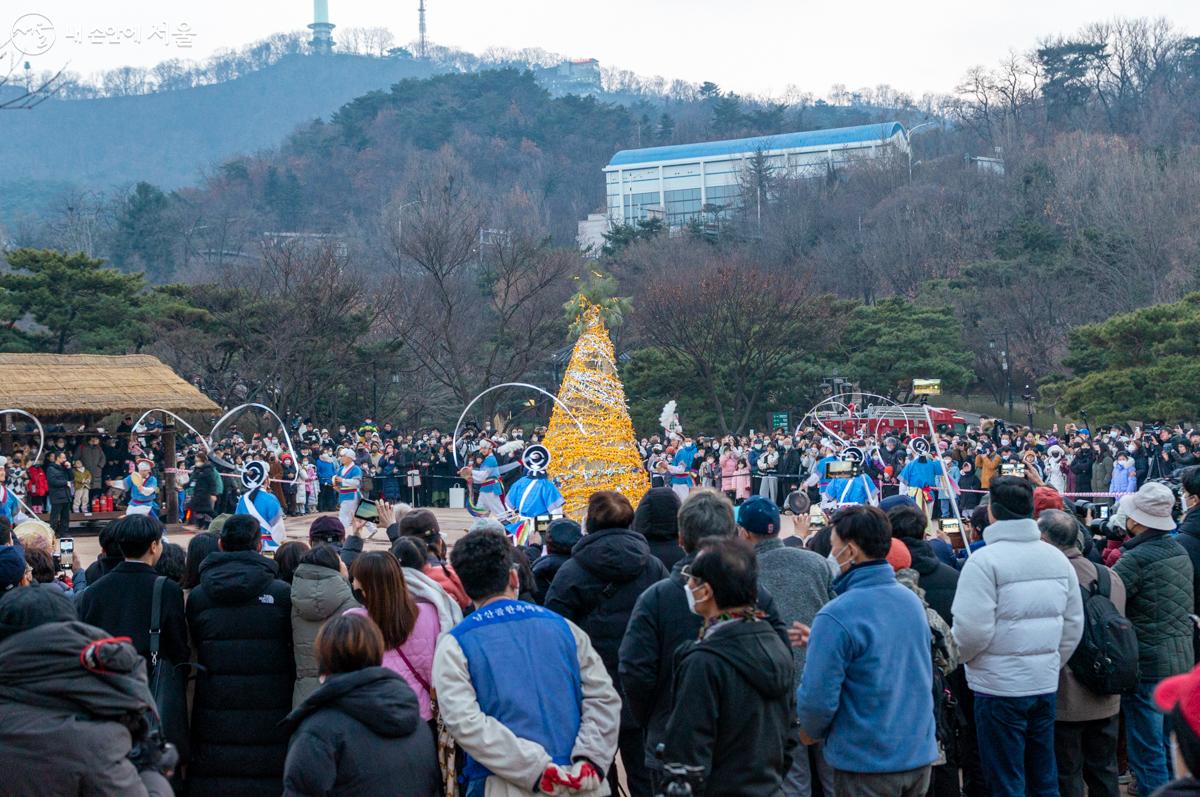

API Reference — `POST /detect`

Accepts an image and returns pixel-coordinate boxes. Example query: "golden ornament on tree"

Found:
[544,300,649,517]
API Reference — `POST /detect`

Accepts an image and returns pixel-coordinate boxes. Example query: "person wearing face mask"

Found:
[620,489,789,792]
[1112,481,1195,795]
[1092,444,1115,501]
[1110,451,1138,495]
[793,505,939,797]
[737,496,835,797]
[660,537,798,797]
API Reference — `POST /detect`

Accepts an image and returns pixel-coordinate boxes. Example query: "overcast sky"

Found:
[8,0,1200,97]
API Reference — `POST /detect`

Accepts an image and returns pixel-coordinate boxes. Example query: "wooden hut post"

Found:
[1,413,10,458]
[163,412,178,524]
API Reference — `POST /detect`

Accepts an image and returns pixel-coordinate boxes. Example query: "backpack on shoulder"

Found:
[1067,565,1139,695]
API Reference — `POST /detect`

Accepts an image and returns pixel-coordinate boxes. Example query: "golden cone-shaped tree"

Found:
[545,300,649,518]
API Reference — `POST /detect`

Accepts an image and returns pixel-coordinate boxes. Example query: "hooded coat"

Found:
[291,562,360,707]
[544,527,669,726]
[282,667,438,797]
[0,621,163,797]
[618,554,790,773]
[187,549,295,797]
[661,617,797,796]
[632,487,686,571]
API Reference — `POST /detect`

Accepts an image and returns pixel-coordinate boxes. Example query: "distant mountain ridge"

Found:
[0,53,449,192]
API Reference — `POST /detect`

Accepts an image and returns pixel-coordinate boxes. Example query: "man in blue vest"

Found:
[434,527,620,797]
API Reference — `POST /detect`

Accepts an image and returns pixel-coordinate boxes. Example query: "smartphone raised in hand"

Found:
[353,498,378,522]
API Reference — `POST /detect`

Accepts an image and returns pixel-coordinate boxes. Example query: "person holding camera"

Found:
[1038,508,1127,797]
[0,584,175,796]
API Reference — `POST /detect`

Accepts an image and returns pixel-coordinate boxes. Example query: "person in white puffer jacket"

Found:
[951,476,1084,797]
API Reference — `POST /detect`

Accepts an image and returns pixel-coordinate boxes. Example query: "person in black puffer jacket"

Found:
[282,613,437,797]
[632,487,686,571]
[888,503,959,626]
[545,490,669,797]
[187,514,294,797]
[530,518,582,605]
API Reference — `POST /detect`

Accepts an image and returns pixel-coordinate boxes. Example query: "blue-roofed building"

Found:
[601,121,909,228]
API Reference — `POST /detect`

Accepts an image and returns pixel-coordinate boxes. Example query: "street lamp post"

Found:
[989,332,1014,420]
[396,200,423,241]
[1004,328,1014,417]
[906,121,938,184]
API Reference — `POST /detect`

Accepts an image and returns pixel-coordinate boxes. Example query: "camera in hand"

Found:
[826,460,860,479]
[353,498,378,521]
[655,744,704,797]
[128,722,178,776]
[1000,462,1026,478]
[56,537,74,571]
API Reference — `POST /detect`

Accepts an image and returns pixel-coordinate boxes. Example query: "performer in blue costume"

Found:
[822,471,879,507]
[235,460,286,553]
[504,445,565,544]
[0,460,26,522]
[804,441,841,494]
[899,438,945,515]
[332,447,363,530]
[667,437,697,502]
[110,458,160,518]
[471,439,509,517]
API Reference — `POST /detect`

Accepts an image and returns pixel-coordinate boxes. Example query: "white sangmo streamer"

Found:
[134,403,301,486]
[451,382,586,468]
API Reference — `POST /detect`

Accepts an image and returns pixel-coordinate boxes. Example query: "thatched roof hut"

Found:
[0,353,219,420]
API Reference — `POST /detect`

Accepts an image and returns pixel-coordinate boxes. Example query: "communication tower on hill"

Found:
[418,0,428,58]
[309,0,335,54]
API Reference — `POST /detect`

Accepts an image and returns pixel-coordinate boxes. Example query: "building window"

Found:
[664,187,701,226]
[623,191,660,222]
[704,183,742,212]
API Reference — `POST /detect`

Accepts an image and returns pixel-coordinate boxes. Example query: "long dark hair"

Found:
[351,551,418,649]
[182,531,220,589]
